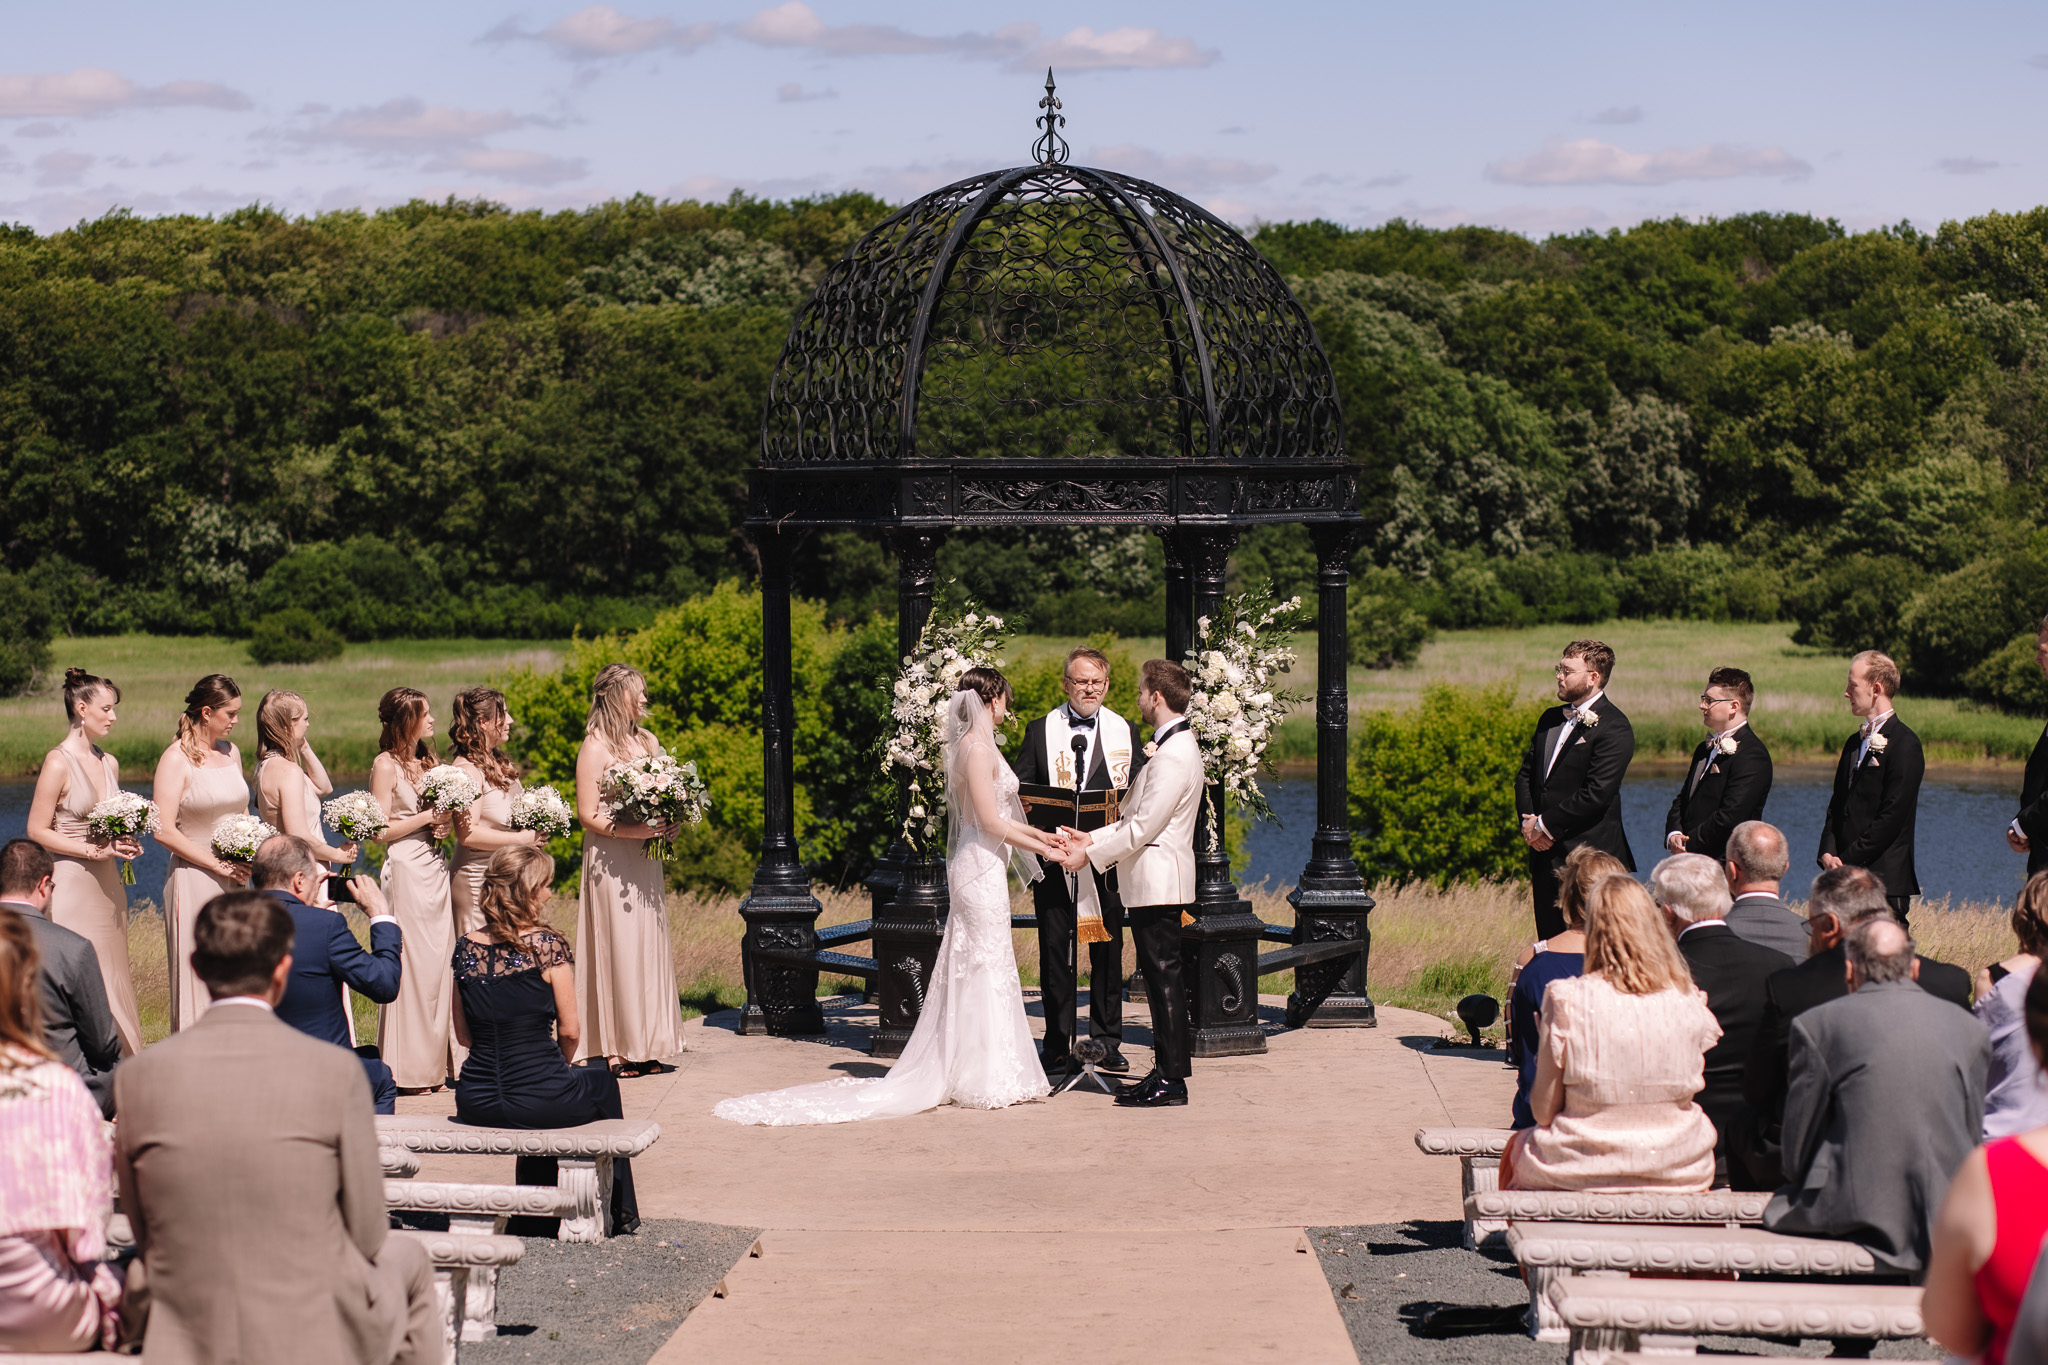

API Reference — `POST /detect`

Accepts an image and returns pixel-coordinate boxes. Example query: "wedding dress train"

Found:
[713,693,1050,1125]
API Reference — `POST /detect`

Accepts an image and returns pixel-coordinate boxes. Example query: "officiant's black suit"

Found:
[1818,714,1923,919]
[2014,719,2048,877]
[1015,713,1146,1065]
[1514,694,1635,939]
[1665,723,1773,863]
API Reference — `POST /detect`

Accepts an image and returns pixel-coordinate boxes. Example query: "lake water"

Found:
[0,764,2030,908]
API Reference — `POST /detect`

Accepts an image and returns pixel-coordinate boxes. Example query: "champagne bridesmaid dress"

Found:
[450,778,522,937]
[47,748,143,1055]
[257,756,328,869]
[575,746,685,1066]
[376,769,455,1089]
[161,756,251,1033]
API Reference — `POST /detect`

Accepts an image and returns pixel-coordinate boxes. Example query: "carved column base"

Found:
[737,885,825,1036]
[1284,881,1376,1028]
[1183,898,1267,1058]
[555,1156,607,1244]
[446,1215,497,1342]
[870,851,947,1058]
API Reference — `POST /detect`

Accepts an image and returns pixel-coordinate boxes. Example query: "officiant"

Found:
[1015,647,1145,1078]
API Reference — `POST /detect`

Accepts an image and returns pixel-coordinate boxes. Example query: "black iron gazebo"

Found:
[736,75,1374,1058]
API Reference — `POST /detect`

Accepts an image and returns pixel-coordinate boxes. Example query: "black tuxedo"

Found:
[1013,710,1147,1064]
[1514,692,1635,938]
[2015,719,2048,878]
[1666,723,1772,863]
[1818,714,1923,902]
[1675,923,1794,1188]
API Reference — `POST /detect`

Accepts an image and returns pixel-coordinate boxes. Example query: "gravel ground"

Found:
[1305,1221,1942,1364]
[461,1218,762,1365]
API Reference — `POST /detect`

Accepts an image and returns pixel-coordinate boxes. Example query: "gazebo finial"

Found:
[1033,67,1068,166]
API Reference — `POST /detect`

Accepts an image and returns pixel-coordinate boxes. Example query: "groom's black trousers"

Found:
[1034,868,1124,1061]
[1126,904,1192,1081]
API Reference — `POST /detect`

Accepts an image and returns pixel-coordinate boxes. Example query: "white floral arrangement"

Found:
[1867,731,1889,756]
[418,764,482,813]
[883,605,1011,849]
[601,755,710,860]
[210,813,278,865]
[322,790,388,844]
[1184,588,1311,853]
[86,792,158,885]
[1716,734,1740,756]
[509,784,576,841]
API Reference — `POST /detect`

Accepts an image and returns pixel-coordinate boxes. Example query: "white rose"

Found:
[894,678,911,698]
[962,613,979,626]
[908,805,925,819]
[1252,691,1273,708]
[1211,693,1241,718]
[986,615,1003,629]
[1224,662,1245,686]
[1238,620,1256,636]
[941,646,958,660]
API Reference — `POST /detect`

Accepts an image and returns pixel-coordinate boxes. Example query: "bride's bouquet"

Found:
[1183,587,1310,853]
[322,790,387,845]
[418,764,482,814]
[509,784,575,841]
[883,605,1011,849]
[211,813,278,866]
[86,792,158,885]
[601,755,710,860]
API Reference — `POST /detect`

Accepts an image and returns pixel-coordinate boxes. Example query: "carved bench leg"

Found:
[435,1264,470,1364]
[447,1213,500,1341]
[1461,1156,1505,1251]
[556,1157,607,1243]
[1568,1324,1638,1365]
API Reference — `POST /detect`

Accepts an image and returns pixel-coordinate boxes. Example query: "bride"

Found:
[714,667,1064,1125]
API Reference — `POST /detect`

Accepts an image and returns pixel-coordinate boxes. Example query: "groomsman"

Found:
[1014,647,1144,1076]
[2006,615,2048,877]
[1666,667,1773,863]
[1820,650,1923,926]
[1514,639,1635,939]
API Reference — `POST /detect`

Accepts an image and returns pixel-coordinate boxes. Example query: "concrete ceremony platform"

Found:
[395,993,1516,1363]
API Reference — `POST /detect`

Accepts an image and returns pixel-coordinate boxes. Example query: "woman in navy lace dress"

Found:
[451,845,638,1235]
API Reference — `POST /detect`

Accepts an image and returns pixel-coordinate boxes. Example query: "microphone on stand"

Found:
[1068,733,1089,970]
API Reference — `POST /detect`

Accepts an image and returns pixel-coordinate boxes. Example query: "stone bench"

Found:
[385,1181,572,1343]
[1508,1221,1882,1342]
[381,1146,420,1178]
[375,1115,658,1243]
[1467,1187,1771,1227]
[1548,1276,1924,1364]
[388,1227,523,1361]
[1413,1127,1512,1249]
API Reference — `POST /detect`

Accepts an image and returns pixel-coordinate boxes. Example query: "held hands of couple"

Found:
[1046,825,1092,873]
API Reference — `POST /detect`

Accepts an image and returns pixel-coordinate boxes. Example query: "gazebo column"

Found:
[866,528,950,1059]
[736,527,825,1036]
[1176,527,1268,1058]
[1285,524,1377,1028]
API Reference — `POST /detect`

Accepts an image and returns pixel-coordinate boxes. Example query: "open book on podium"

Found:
[1016,783,1121,836]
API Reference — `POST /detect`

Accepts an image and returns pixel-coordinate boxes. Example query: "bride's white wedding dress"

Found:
[713,692,1050,1125]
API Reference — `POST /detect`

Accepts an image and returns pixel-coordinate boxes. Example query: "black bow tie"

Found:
[1066,713,1096,729]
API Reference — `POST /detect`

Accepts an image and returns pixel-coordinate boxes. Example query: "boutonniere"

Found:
[1717,735,1739,756]
[1867,732,1889,754]
[1144,742,1158,758]
[1577,708,1601,728]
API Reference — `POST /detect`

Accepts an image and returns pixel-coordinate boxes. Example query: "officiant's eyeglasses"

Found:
[1063,674,1107,691]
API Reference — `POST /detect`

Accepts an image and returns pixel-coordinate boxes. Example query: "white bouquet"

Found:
[509,784,575,841]
[418,764,482,814]
[1184,587,1311,853]
[601,755,711,860]
[322,790,387,844]
[210,813,278,865]
[87,791,159,885]
[883,605,1011,849]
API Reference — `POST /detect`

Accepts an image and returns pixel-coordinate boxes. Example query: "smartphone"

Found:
[325,874,358,906]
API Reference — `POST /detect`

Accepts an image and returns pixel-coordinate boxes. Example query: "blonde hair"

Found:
[451,687,519,791]
[1583,874,1694,995]
[478,845,555,947]
[587,664,651,758]
[176,673,240,765]
[255,689,307,765]
[377,687,436,782]
[1557,845,1627,931]
[1852,650,1901,698]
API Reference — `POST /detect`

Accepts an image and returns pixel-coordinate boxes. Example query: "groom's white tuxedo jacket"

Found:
[1086,722,1201,908]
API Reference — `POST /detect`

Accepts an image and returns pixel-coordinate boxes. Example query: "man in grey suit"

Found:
[1764,917,1990,1275]
[0,838,121,1117]
[115,891,442,1365]
[1722,821,1809,961]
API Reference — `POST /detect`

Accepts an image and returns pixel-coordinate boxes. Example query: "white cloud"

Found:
[483,6,715,59]
[1936,156,2001,175]
[287,98,527,149]
[1486,136,1811,186]
[33,150,93,186]
[423,146,589,184]
[1087,143,1274,189]
[777,82,837,101]
[1590,106,1642,125]
[1027,27,1216,72]
[2029,54,2048,69]
[16,121,64,138]
[728,5,1212,70]
[1364,172,1409,188]
[0,68,249,118]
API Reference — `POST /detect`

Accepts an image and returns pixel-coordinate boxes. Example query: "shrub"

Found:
[1350,682,1543,887]
[1898,547,2048,693]
[1432,556,1525,629]
[1348,568,1433,668]
[1784,553,1920,651]
[1964,631,2048,712]
[247,609,345,665]
[0,570,57,696]
[1493,552,1619,624]
[254,536,447,640]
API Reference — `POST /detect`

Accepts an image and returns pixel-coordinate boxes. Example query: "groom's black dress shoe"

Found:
[1096,1047,1129,1073]
[1113,1072,1188,1107]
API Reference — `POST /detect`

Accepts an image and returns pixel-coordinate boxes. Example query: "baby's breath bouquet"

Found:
[418,764,482,814]
[322,790,388,844]
[509,784,575,841]
[883,605,1011,849]
[210,813,278,865]
[600,756,710,860]
[1184,587,1311,853]
[87,792,158,885]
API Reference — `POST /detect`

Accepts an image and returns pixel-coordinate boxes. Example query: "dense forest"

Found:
[5,194,2048,708]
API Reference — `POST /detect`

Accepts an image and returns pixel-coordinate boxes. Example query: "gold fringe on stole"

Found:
[1180,909,1195,926]
[1077,916,1113,945]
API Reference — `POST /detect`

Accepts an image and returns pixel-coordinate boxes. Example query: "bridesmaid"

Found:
[26,668,145,1054]
[370,686,454,1094]
[254,690,358,876]
[573,664,686,1077]
[449,687,539,937]
[152,674,251,1033]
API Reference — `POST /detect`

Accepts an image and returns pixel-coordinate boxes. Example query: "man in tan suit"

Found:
[1057,659,1202,1108]
[115,891,442,1365]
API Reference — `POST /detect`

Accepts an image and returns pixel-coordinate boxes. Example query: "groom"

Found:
[1055,659,1199,1109]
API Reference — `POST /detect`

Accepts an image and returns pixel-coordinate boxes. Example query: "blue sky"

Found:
[5,0,2046,237]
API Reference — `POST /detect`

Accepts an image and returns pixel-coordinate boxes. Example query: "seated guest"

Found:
[0,912,123,1353]
[1924,967,2048,1364]
[1507,845,1623,1128]
[1977,871,2048,1140]
[114,892,442,1365]
[1653,851,1795,1189]
[1722,820,1810,960]
[1766,917,1989,1276]
[253,834,403,1114]
[453,846,638,1236]
[0,838,121,1118]
[1502,873,1722,1192]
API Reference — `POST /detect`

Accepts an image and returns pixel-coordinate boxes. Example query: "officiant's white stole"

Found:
[1044,706,1135,790]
